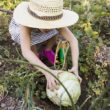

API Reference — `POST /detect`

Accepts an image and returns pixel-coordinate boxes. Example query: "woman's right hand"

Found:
[45,70,62,91]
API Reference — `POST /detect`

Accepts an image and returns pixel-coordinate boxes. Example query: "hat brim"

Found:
[13,2,79,29]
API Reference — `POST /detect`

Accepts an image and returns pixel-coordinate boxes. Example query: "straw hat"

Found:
[13,0,79,29]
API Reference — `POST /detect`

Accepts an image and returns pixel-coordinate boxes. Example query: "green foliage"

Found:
[0,0,110,110]
[67,0,110,109]
[0,0,24,10]
[69,0,110,109]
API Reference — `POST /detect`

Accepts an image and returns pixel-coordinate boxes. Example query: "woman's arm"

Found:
[59,27,82,82]
[59,27,79,70]
[20,26,59,89]
[20,26,51,73]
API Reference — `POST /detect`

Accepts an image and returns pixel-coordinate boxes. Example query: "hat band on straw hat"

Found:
[27,7,63,21]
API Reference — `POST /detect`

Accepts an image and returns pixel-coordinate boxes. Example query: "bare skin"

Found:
[20,26,82,90]
[58,28,82,82]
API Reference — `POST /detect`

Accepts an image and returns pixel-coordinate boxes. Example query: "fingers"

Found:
[68,68,82,83]
[68,69,73,73]
[78,77,82,83]
[68,67,75,72]
[74,74,82,83]
[46,70,63,91]
[47,78,58,91]
[68,70,82,83]
[79,77,82,83]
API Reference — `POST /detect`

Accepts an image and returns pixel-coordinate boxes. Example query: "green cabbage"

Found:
[46,71,81,107]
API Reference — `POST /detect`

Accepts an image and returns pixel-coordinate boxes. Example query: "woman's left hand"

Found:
[68,66,82,83]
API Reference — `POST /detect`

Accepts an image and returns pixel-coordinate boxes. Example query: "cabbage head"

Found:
[46,71,81,107]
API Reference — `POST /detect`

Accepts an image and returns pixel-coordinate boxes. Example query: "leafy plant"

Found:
[0,0,110,110]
